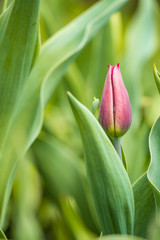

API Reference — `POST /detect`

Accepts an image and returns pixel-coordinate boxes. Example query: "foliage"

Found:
[0,0,159,239]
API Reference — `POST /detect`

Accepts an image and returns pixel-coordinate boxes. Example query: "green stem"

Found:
[111,137,122,161]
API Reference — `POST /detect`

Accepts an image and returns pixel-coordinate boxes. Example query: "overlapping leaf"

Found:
[0,0,40,149]
[67,92,134,235]
[132,117,160,238]
[148,117,160,206]
[0,0,41,226]
[132,173,155,238]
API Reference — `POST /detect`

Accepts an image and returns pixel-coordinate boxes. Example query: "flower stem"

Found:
[111,137,122,161]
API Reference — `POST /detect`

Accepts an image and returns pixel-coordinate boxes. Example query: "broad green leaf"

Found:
[0,0,41,148]
[0,0,41,226]
[67,92,134,235]
[33,134,100,234]
[132,173,156,238]
[148,117,160,206]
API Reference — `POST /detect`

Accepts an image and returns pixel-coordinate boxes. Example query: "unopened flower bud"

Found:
[92,97,100,118]
[153,63,160,94]
[99,63,132,138]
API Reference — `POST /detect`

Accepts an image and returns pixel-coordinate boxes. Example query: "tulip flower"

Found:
[99,63,132,138]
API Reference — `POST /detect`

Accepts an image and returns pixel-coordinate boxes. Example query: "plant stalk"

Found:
[111,137,122,161]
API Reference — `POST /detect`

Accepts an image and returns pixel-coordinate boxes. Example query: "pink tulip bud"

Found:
[99,63,132,138]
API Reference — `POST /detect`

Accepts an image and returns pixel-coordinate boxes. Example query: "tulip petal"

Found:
[112,64,132,137]
[100,65,114,136]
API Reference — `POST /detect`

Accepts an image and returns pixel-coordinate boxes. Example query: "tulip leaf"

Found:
[0,0,41,226]
[148,117,160,206]
[67,92,134,235]
[0,0,41,148]
[133,172,156,238]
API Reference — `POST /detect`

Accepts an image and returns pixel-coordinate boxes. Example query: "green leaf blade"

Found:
[0,0,41,148]
[133,173,156,238]
[0,0,41,226]
[67,92,134,235]
[148,117,160,206]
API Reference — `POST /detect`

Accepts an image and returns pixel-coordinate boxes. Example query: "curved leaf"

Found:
[0,0,41,148]
[132,172,156,238]
[148,117,160,206]
[0,0,41,227]
[67,92,134,235]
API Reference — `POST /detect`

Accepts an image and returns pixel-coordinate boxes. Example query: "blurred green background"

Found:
[4,0,160,239]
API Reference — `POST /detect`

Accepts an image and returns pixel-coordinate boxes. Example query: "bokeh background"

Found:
[5,0,160,239]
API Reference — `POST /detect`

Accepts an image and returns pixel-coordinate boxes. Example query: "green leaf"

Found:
[148,117,160,206]
[67,92,134,235]
[0,0,41,148]
[0,0,41,226]
[133,172,156,238]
